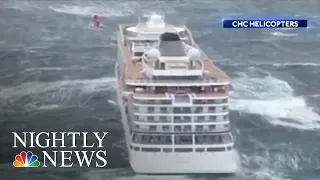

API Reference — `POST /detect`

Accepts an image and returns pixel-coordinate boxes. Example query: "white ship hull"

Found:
[115,13,241,174]
[115,64,239,174]
[129,149,238,174]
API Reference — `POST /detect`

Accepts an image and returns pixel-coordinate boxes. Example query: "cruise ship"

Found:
[115,13,239,174]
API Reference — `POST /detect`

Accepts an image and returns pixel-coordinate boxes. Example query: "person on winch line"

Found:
[91,15,102,27]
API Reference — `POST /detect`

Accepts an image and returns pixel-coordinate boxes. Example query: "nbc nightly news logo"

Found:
[12,132,109,168]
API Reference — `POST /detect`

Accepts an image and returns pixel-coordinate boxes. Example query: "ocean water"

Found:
[1,0,320,180]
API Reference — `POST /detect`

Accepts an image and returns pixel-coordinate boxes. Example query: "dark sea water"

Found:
[1,0,320,180]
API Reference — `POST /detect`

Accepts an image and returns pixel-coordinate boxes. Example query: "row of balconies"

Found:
[133,106,228,114]
[130,145,233,153]
[133,99,228,105]
[132,123,230,133]
[131,133,233,145]
[133,114,229,123]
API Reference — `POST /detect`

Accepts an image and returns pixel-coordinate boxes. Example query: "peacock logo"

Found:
[13,151,40,167]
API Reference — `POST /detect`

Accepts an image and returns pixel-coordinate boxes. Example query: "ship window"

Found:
[195,135,205,144]
[141,148,161,152]
[174,126,182,132]
[160,116,167,121]
[147,107,154,112]
[134,147,140,151]
[139,135,172,144]
[183,116,191,121]
[133,106,138,111]
[174,135,192,145]
[223,106,228,111]
[132,134,136,142]
[195,148,205,152]
[200,100,207,104]
[214,99,223,104]
[162,125,170,131]
[149,125,157,131]
[183,107,191,113]
[173,107,183,113]
[183,125,192,132]
[164,136,172,144]
[209,107,215,111]
[209,116,216,121]
[134,124,140,129]
[227,146,232,150]
[139,99,146,104]
[174,148,193,152]
[135,100,143,104]
[175,118,185,123]
[147,116,154,121]
[207,147,225,152]
[222,134,232,143]
[195,125,203,131]
[194,134,232,144]
[163,148,172,152]
[195,107,202,113]
[211,135,222,144]
[194,100,205,104]
[209,125,216,130]
[132,133,141,143]
[134,52,143,56]
[160,107,167,112]
[198,116,205,120]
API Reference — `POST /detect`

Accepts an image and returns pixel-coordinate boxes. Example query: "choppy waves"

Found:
[230,70,320,130]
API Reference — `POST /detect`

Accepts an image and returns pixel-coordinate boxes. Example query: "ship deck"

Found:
[121,44,228,83]
[118,24,229,86]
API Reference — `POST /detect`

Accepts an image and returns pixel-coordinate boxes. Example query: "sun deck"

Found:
[118,19,229,86]
[122,45,228,82]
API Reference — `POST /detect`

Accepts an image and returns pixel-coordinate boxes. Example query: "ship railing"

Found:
[126,77,229,85]
[132,101,172,105]
[132,127,230,133]
[131,132,233,145]
[130,143,233,147]
[129,145,233,153]
[193,99,228,104]
[133,108,229,114]
[132,98,228,106]
[133,118,229,124]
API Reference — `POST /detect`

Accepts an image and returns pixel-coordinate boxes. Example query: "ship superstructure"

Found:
[115,13,239,174]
